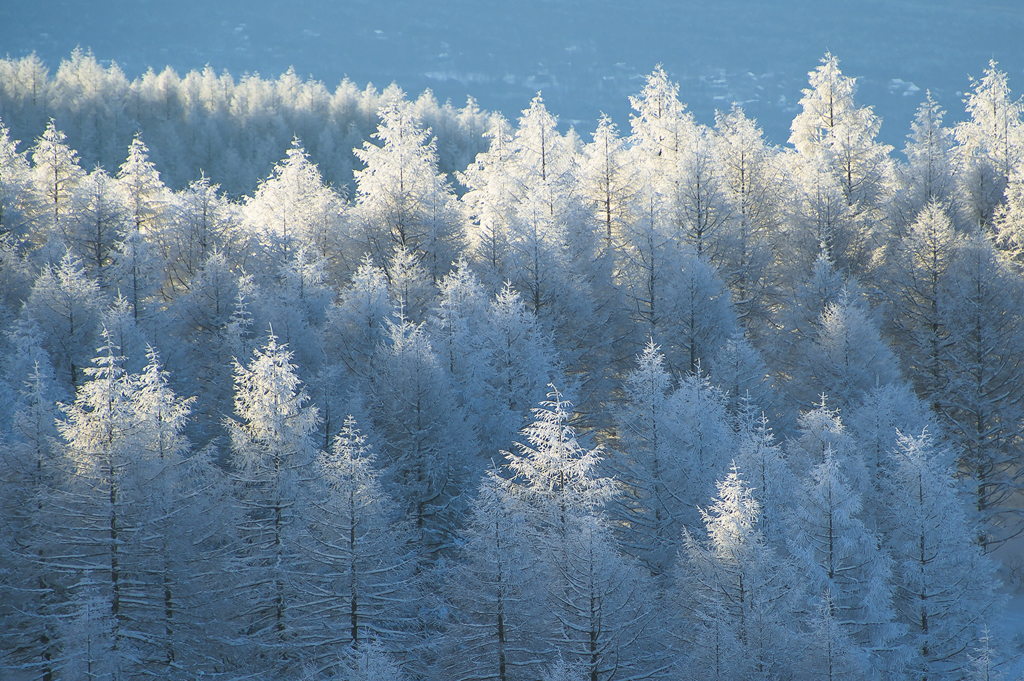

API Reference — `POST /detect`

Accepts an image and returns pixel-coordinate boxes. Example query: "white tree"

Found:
[353,91,465,281]
[788,53,893,272]
[21,250,103,387]
[439,468,546,681]
[883,431,1002,679]
[27,119,84,243]
[805,292,901,411]
[787,451,899,670]
[227,331,320,675]
[880,201,958,404]
[955,61,1024,229]
[503,388,655,681]
[713,106,782,333]
[64,166,127,291]
[369,314,474,553]
[300,417,418,671]
[0,119,30,237]
[937,231,1024,545]
[244,138,344,267]
[675,465,799,681]
[893,94,959,232]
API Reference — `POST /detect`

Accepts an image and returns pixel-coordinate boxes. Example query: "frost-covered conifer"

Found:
[354,90,465,281]
[676,465,799,680]
[955,61,1024,229]
[227,331,320,674]
[21,250,103,387]
[884,431,1002,679]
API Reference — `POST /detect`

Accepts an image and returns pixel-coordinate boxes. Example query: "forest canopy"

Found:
[0,51,1021,680]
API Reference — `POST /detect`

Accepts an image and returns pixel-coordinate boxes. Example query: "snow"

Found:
[3,1,1024,147]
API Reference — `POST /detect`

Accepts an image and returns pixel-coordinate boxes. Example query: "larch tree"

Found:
[805,291,901,412]
[0,119,29,236]
[788,53,893,272]
[369,313,475,554]
[675,465,799,681]
[227,331,320,675]
[21,250,104,388]
[713,105,782,333]
[880,201,958,408]
[955,61,1024,230]
[893,94,959,232]
[65,166,127,292]
[503,387,654,681]
[353,91,465,282]
[439,468,546,681]
[244,138,344,270]
[27,119,84,245]
[787,451,899,671]
[606,340,692,574]
[936,230,1024,546]
[883,431,1002,679]
[300,417,419,673]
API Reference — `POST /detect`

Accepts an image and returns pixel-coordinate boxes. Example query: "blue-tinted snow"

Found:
[1,0,1022,148]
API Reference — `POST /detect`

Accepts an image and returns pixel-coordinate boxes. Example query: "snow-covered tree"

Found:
[244,138,344,269]
[883,431,1002,679]
[300,417,418,670]
[805,292,900,411]
[439,468,545,681]
[354,91,465,281]
[936,231,1024,546]
[675,465,799,680]
[787,451,899,670]
[26,119,84,243]
[21,250,103,387]
[503,388,655,681]
[893,93,959,232]
[955,61,1024,229]
[227,331,320,674]
[369,314,474,553]
[0,119,30,237]
[713,106,782,332]
[788,53,893,272]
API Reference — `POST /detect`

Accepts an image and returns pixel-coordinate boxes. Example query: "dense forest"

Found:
[0,51,1022,680]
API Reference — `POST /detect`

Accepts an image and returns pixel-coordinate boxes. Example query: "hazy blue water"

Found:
[2,0,1022,148]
